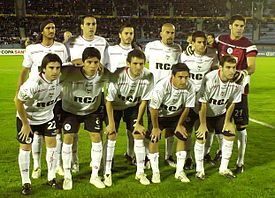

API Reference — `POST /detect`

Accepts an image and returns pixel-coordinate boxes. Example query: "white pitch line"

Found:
[249,118,275,129]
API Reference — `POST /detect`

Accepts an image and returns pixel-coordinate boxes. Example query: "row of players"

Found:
[15,14,257,195]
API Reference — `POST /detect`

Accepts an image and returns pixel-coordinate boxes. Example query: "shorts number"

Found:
[47,120,56,130]
[234,109,243,117]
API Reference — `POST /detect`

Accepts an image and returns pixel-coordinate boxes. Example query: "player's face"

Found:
[160,26,175,45]
[119,27,134,46]
[207,35,214,45]
[220,62,237,81]
[81,17,97,39]
[83,57,100,76]
[193,37,207,55]
[230,20,245,39]
[42,23,56,40]
[172,71,189,89]
[128,57,144,78]
[43,62,61,81]
[63,31,72,43]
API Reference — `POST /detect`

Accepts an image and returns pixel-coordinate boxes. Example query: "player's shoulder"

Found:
[94,35,108,43]
[171,43,182,51]
[143,68,154,78]
[25,43,41,51]
[145,40,160,48]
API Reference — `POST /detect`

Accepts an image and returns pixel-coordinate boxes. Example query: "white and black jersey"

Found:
[60,66,118,115]
[197,69,242,117]
[23,42,69,79]
[180,52,214,92]
[106,44,133,72]
[17,73,61,125]
[145,40,182,84]
[150,76,196,117]
[106,67,154,110]
[66,35,109,66]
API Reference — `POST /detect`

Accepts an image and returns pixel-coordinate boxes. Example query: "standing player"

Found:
[196,55,242,178]
[105,49,154,186]
[215,15,257,173]
[66,15,109,172]
[16,19,69,179]
[63,31,72,44]
[148,63,195,183]
[16,53,62,195]
[145,23,182,167]
[180,31,218,169]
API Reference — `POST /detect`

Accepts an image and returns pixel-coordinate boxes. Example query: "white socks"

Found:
[165,136,174,160]
[56,134,62,167]
[176,151,187,174]
[105,140,116,175]
[91,141,103,177]
[46,147,57,181]
[19,149,31,185]
[205,132,214,155]
[216,134,223,151]
[148,152,159,174]
[72,134,79,165]
[219,139,234,172]
[237,129,247,166]
[32,134,43,169]
[134,139,145,174]
[126,130,134,158]
[194,141,205,172]
[62,143,72,179]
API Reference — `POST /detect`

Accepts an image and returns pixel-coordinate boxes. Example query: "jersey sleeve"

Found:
[185,86,196,108]
[22,46,33,68]
[149,86,163,109]
[106,82,118,102]
[17,79,36,102]
[198,76,211,103]
[141,74,154,101]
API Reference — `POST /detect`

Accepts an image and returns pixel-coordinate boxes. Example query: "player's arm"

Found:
[246,56,256,75]
[196,102,208,140]
[133,100,147,136]
[223,102,236,134]
[174,107,189,140]
[149,108,161,142]
[15,97,32,142]
[105,100,116,135]
[15,67,30,95]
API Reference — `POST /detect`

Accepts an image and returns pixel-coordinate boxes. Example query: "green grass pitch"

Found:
[0,55,274,197]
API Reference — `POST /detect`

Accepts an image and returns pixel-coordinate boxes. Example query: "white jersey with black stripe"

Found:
[17,73,61,125]
[22,42,69,79]
[197,69,242,117]
[149,76,196,117]
[106,44,133,72]
[145,40,182,84]
[67,35,109,66]
[180,52,214,92]
[106,67,154,110]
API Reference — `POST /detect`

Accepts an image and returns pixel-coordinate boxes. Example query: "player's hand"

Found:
[98,63,104,76]
[105,124,116,135]
[71,59,83,67]
[18,124,32,142]
[133,123,146,137]
[150,128,161,143]
[222,121,236,135]
[196,124,208,141]
[232,70,248,84]
[174,124,188,140]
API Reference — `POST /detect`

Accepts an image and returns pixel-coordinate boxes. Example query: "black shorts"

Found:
[204,114,226,134]
[109,105,139,132]
[53,100,62,130]
[16,117,57,144]
[62,108,103,134]
[184,108,199,133]
[233,94,249,126]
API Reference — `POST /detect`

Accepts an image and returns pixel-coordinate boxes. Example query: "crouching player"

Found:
[15,53,62,195]
[105,49,154,186]
[195,54,242,178]
[148,63,195,183]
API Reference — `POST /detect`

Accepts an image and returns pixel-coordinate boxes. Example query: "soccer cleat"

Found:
[90,176,105,189]
[214,150,222,162]
[184,158,194,170]
[195,171,205,180]
[21,183,31,195]
[135,173,150,185]
[63,178,72,190]
[48,178,62,190]
[204,153,216,166]
[31,168,41,179]
[151,173,161,183]
[164,156,176,168]
[72,163,79,173]
[144,156,151,169]
[56,165,64,176]
[103,174,112,187]
[175,171,190,183]
[234,165,244,174]
[219,169,236,179]
[124,153,136,166]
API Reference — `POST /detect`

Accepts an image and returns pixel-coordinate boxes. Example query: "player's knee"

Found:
[63,133,74,144]
[236,126,246,131]
[90,132,102,142]
[20,143,32,151]
[222,130,235,141]
[133,133,144,140]
[175,131,188,141]
[45,136,57,148]
[108,132,117,140]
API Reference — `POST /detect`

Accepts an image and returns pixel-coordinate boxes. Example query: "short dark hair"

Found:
[80,15,96,25]
[229,15,246,25]
[220,54,237,67]
[82,47,101,62]
[41,53,62,71]
[192,31,206,42]
[207,33,215,38]
[119,23,134,34]
[172,63,190,76]
[39,19,54,32]
[126,49,146,63]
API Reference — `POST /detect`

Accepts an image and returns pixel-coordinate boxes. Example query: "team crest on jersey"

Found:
[226,47,233,54]
[25,137,32,144]
[221,92,225,96]
[64,123,72,131]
